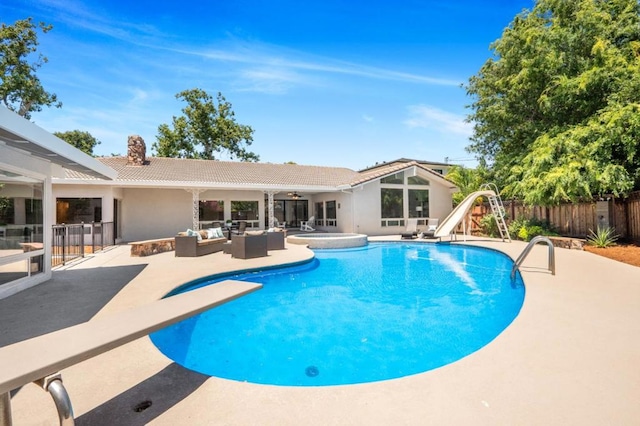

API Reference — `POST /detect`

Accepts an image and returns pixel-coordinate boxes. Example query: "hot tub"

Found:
[286,233,368,249]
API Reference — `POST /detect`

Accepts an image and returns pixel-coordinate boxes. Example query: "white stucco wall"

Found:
[309,192,353,233]
[120,188,192,242]
[351,173,455,236]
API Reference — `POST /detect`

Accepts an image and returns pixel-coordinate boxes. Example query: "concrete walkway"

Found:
[3,237,639,425]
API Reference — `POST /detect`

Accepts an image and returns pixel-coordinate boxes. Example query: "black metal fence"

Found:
[51,222,115,267]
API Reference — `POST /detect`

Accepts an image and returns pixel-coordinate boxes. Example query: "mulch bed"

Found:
[583,244,640,268]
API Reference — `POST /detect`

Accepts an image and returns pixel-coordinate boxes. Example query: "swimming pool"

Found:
[151,243,524,386]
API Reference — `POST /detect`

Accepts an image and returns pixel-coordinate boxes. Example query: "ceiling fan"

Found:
[287,192,301,199]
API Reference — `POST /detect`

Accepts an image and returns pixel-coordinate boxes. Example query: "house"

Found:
[53,140,458,242]
[0,107,116,299]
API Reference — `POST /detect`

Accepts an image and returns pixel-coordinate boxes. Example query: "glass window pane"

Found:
[199,200,224,221]
[407,176,430,185]
[381,188,403,218]
[381,172,404,184]
[326,201,336,219]
[1,169,44,258]
[0,259,28,286]
[56,198,101,224]
[409,189,429,218]
[231,201,258,221]
[315,202,324,219]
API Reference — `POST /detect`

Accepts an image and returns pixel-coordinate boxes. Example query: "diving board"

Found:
[0,280,261,424]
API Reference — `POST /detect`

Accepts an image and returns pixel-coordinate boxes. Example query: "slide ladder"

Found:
[480,183,511,242]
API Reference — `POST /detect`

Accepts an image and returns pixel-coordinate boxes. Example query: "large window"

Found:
[381,172,404,184]
[0,167,44,283]
[381,188,403,218]
[326,201,336,219]
[407,176,430,185]
[199,200,224,222]
[409,189,429,218]
[231,201,259,222]
[315,202,324,226]
[56,198,102,223]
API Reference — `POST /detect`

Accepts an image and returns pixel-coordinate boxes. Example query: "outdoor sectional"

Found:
[175,234,227,257]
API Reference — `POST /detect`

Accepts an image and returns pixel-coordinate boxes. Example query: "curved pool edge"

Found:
[163,256,317,298]
[151,240,526,387]
[287,233,368,249]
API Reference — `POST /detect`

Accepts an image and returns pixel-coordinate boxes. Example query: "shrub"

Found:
[479,213,500,237]
[586,226,618,248]
[508,216,557,242]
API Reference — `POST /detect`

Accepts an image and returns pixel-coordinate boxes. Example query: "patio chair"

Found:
[422,218,440,239]
[275,219,287,229]
[300,216,315,232]
[400,218,419,239]
[232,221,247,235]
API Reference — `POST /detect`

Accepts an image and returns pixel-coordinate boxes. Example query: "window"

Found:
[381,172,404,184]
[199,200,224,221]
[56,198,102,223]
[315,202,324,220]
[432,169,443,174]
[407,176,430,185]
[231,201,258,221]
[381,188,403,218]
[409,189,429,218]
[0,168,44,275]
[326,200,337,226]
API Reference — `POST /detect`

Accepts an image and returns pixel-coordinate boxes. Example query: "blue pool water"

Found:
[151,243,524,386]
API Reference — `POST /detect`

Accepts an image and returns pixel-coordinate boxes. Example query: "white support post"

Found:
[265,191,277,228]
[185,189,206,230]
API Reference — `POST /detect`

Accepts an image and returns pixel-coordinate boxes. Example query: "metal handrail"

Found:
[511,235,556,279]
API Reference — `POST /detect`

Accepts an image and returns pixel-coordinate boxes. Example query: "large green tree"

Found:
[154,89,259,161]
[0,18,61,119]
[53,130,100,156]
[466,0,640,205]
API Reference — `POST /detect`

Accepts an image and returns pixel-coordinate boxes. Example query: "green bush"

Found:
[508,216,557,242]
[479,213,500,237]
[586,226,618,248]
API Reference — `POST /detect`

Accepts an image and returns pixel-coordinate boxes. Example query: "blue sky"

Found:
[2,0,533,170]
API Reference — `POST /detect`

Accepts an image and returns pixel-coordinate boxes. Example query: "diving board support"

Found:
[0,280,262,426]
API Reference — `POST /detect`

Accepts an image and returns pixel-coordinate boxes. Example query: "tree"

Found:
[445,165,487,205]
[54,130,101,156]
[466,0,640,205]
[0,18,61,119]
[154,89,259,161]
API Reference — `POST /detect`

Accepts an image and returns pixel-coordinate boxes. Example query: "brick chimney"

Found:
[127,135,146,166]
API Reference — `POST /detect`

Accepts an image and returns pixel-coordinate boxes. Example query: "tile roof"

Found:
[61,157,457,190]
[64,157,360,189]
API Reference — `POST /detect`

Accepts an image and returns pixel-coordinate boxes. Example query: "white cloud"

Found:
[404,105,472,137]
[362,114,374,123]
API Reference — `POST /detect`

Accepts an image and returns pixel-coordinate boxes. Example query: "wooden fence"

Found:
[471,190,640,242]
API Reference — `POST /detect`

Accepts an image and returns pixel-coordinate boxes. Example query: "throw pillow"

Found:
[186,228,202,241]
[245,230,265,236]
[213,227,224,238]
[206,229,215,239]
[198,230,208,240]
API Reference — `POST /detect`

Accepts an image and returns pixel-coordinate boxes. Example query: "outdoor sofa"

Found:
[175,229,227,257]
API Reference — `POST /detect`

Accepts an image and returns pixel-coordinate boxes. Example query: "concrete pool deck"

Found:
[2,236,639,425]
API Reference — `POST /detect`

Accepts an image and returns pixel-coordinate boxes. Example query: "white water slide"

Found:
[434,190,497,238]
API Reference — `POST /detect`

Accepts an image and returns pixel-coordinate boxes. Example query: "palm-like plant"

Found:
[445,165,484,205]
[586,226,618,248]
